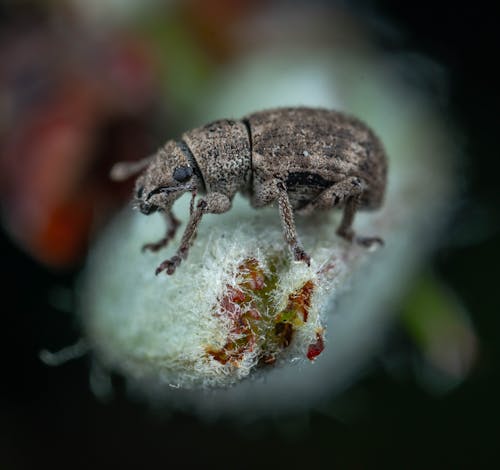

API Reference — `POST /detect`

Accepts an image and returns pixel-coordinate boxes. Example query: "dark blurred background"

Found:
[1,0,498,467]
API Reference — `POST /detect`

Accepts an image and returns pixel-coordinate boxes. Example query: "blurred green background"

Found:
[1,0,498,467]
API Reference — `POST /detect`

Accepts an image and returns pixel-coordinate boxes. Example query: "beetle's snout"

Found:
[139,202,159,215]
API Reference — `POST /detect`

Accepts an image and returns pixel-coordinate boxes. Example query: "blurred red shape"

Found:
[0,8,161,268]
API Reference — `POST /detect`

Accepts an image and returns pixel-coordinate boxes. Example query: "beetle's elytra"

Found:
[111,107,387,275]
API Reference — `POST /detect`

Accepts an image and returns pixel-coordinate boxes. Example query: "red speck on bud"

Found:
[307,333,324,360]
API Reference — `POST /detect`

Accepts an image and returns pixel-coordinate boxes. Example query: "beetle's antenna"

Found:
[110,156,154,181]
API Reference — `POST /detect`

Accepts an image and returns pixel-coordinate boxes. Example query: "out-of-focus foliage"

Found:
[401,273,477,394]
[0,2,160,266]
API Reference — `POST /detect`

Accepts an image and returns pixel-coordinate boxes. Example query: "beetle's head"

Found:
[134,140,199,215]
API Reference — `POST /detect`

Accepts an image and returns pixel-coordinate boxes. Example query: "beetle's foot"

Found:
[293,245,311,266]
[155,255,182,275]
[355,235,384,250]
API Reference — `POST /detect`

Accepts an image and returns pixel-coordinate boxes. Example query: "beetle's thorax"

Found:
[182,119,252,197]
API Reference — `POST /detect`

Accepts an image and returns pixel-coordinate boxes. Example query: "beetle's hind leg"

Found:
[295,176,363,215]
[336,194,383,248]
[335,180,384,248]
[142,211,180,252]
[296,177,383,248]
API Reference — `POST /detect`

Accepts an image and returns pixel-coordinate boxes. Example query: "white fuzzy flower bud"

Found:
[79,49,456,416]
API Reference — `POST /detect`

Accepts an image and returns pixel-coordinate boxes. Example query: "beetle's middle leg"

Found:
[275,181,311,266]
[155,192,231,275]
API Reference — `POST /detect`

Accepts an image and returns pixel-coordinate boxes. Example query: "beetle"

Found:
[111,107,387,275]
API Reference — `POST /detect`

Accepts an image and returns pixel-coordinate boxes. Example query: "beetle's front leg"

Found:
[276,181,311,266]
[142,211,180,252]
[155,193,231,275]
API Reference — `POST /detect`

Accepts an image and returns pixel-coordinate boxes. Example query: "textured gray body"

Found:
[183,119,251,198]
[114,107,388,275]
[246,108,386,210]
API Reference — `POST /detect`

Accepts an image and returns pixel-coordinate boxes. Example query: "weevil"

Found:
[111,107,387,275]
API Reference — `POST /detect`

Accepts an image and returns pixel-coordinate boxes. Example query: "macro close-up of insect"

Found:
[4,0,498,466]
[112,107,388,275]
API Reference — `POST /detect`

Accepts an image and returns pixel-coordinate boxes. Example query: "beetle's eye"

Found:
[173,165,193,183]
[136,186,144,199]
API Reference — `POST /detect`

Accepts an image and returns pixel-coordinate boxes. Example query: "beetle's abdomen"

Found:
[183,119,252,197]
[246,107,387,210]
